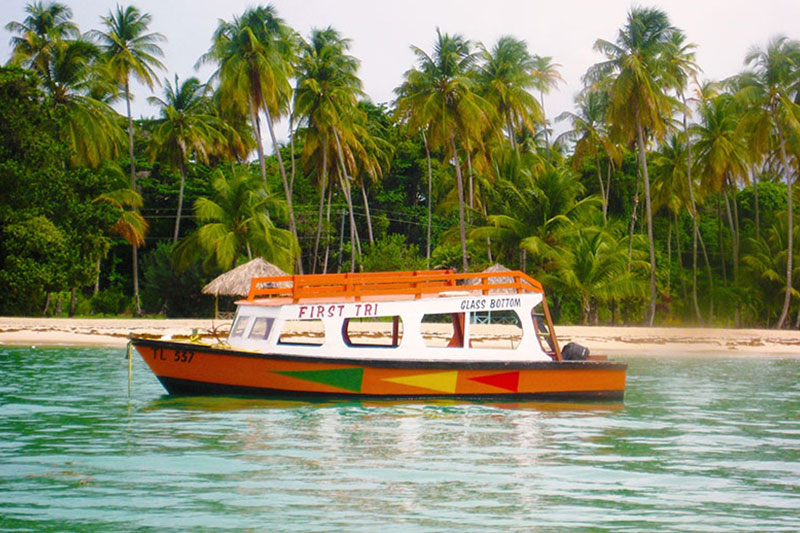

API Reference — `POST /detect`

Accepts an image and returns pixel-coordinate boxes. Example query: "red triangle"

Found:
[469,372,520,392]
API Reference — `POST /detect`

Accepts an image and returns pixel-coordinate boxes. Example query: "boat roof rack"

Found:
[246,269,545,303]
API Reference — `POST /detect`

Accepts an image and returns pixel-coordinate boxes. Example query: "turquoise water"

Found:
[1,347,799,531]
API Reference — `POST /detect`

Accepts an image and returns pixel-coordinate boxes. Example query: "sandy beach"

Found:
[1,316,800,357]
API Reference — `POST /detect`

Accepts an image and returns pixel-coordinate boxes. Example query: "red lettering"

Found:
[364,303,373,316]
[337,305,345,316]
[327,305,335,317]
[316,305,325,318]
[298,306,307,318]
[355,304,362,316]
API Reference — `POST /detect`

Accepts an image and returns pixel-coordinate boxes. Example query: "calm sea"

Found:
[1,346,799,532]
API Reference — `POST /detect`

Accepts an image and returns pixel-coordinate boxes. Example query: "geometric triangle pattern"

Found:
[274,368,364,392]
[382,371,459,393]
[468,371,520,392]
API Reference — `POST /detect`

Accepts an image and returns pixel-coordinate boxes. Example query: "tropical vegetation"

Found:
[2,2,799,329]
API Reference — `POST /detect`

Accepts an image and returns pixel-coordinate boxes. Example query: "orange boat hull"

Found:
[133,338,626,400]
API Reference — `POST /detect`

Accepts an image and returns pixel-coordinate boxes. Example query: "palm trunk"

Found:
[333,130,360,270]
[605,160,614,221]
[752,167,760,242]
[506,112,517,152]
[125,80,141,317]
[775,119,794,328]
[681,92,703,324]
[323,186,333,274]
[466,150,474,216]
[540,91,550,162]
[312,135,328,273]
[697,221,716,323]
[423,131,433,269]
[636,117,657,326]
[596,153,607,223]
[94,257,101,296]
[722,181,739,286]
[666,221,672,291]
[68,287,76,317]
[249,99,267,183]
[627,174,640,271]
[674,212,687,304]
[173,151,187,243]
[336,206,345,273]
[450,134,469,273]
[359,176,374,245]
[262,101,302,274]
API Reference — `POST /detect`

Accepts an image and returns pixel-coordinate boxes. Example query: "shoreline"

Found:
[1,317,800,358]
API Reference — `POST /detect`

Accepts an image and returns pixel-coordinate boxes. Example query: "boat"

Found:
[131,269,627,400]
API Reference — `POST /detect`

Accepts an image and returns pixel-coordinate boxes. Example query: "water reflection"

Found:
[1,348,799,531]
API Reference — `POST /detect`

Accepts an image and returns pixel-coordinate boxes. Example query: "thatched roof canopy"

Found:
[466,263,517,294]
[202,258,289,297]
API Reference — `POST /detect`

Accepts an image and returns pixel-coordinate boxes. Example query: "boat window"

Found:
[469,310,522,350]
[343,316,403,347]
[532,311,555,354]
[278,319,325,346]
[230,315,251,338]
[420,313,464,348]
[248,317,274,340]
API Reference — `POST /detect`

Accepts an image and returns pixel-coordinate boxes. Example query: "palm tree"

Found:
[92,4,165,316]
[586,7,678,325]
[49,39,127,168]
[477,36,542,152]
[93,163,148,297]
[149,75,223,242]
[395,29,494,272]
[530,54,564,159]
[5,1,78,78]
[663,30,707,323]
[6,3,124,169]
[547,223,648,324]
[294,27,364,272]
[174,168,298,273]
[198,6,301,271]
[693,93,750,303]
[736,36,800,327]
[556,88,620,222]
[742,216,800,326]
[473,164,598,275]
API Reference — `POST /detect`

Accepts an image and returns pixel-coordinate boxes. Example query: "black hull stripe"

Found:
[132,338,627,371]
[157,376,625,401]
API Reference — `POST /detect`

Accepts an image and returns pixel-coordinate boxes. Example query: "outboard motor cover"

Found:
[562,342,590,361]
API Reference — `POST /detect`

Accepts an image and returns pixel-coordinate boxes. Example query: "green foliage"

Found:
[358,234,427,272]
[141,241,214,317]
[0,216,69,314]
[3,7,800,328]
[91,285,129,315]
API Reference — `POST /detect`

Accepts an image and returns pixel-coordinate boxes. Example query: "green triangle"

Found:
[274,368,364,392]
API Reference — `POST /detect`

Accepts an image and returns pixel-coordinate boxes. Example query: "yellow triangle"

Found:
[383,371,459,393]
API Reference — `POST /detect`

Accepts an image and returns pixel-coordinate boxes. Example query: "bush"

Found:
[141,241,214,317]
[91,285,129,315]
[359,234,427,272]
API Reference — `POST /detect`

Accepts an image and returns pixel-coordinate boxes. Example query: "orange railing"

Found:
[247,269,545,303]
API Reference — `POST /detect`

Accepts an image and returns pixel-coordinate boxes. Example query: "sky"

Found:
[3,0,800,142]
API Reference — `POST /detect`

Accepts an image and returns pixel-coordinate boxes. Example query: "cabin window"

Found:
[230,315,251,338]
[532,311,555,354]
[343,316,403,347]
[469,310,522,350]
[420,313,465,348]
[278,319,325,346]
[248,317,274,340]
